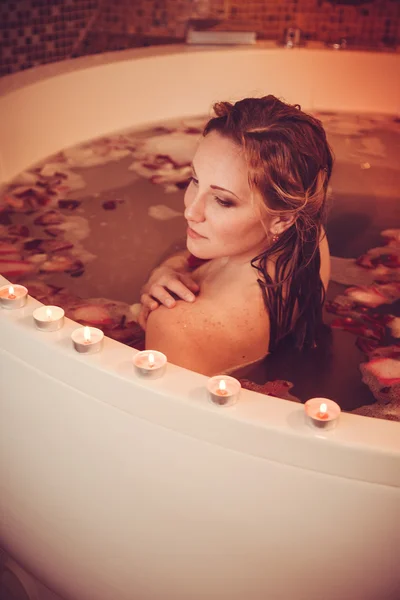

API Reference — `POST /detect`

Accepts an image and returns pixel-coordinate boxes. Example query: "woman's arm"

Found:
[138,250,199,329]
[156,249,191,273]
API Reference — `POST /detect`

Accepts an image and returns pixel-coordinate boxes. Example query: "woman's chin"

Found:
[186,236,211,259]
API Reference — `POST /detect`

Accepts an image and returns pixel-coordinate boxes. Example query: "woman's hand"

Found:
[138,266,199,329]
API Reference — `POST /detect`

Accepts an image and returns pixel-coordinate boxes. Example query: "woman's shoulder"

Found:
[319,226,330,292]
[145,280,269,375]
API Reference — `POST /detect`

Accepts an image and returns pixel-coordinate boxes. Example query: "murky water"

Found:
[0,112,399,417]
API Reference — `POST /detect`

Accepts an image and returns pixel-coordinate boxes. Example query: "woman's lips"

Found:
[187,226,206,240]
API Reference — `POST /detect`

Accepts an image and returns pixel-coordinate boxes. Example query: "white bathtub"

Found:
[0,44,399,600]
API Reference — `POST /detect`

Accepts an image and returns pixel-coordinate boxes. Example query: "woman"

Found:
[139,95,333,375]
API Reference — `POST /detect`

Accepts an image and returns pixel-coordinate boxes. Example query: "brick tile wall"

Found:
[1,0,399,77]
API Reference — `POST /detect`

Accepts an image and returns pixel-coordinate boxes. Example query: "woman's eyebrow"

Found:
[190,163,241,200]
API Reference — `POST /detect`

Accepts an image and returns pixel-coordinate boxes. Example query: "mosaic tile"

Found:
[0,0,399,75]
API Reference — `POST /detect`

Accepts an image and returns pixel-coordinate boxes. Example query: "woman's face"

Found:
[184,131,269,262]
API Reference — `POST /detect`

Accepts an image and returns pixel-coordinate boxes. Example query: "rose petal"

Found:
[34,210,65,226]
[72,304,113,325]
[345,285,388,308]
[331,317,384,341]
[371,254,400,269]
[21,280,57,301]
[44,227,64,237]
[356,337,381,354]
[361,357,400,386]
[58,199,81,211]
[7,225,30,238]
[0,259,35,277]
[102,200,117,210]
[356,254,375,269]
[0,241,20,255]
[39,256,77,273]
[0,210,12,225]
[24,239,44,251]
[42,239,74,253]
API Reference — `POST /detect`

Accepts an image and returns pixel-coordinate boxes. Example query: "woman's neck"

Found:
[199,254,260,289]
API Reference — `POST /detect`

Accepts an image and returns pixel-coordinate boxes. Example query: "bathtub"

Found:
[0,44,399,600]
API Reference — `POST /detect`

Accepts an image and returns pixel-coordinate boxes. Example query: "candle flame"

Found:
[8,285,14,296]
[84,326,91,342]
[319,403,328,416]
[46,307,52,319]
[218,379,227,393]
[148,352,155,367]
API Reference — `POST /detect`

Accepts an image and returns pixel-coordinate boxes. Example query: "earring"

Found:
[271,233,279,244]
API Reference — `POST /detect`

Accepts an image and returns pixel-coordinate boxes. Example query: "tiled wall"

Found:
[1,0,399,77]
[0,0,99,76]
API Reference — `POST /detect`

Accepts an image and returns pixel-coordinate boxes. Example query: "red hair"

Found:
[204,95,334,350]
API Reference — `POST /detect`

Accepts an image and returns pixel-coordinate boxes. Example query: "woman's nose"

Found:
[184,189,206,223]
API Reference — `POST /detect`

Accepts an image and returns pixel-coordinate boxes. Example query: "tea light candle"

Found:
[0,284,28,309]
[207,375,241,406]
[71,326,104,354]
[304,398,341,430]
[133,350,167,379]
[33,305,65,332]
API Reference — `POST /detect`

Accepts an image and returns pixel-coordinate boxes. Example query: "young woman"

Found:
[138,95,333,375]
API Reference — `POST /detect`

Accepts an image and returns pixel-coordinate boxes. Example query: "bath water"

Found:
[0,111,399,416]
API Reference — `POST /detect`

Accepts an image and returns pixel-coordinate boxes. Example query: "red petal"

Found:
[7,225,30,238]
[0,242,20,255]
[72,304,113,325]
[0,259,35,277]
[58,200,81,211]
[362,357,400,386]
[34,211,65,226]
[356,254,375,269]
[102,200,117,210]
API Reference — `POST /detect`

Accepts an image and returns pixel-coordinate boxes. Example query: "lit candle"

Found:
[33,305,65,332]
[133,350,167,379]
[304,398,341,430]
[207,375,241,406]
[0,284,28,309]
[71,326,104,354]
[316,402,329,420]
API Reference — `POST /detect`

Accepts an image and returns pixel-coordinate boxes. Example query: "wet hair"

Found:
[203,95,334,351]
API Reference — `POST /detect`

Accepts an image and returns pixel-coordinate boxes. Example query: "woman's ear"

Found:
[270,213,296,236]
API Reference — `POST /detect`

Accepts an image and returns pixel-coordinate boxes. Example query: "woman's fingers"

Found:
[144,285,177,308]
[162,278,197,303]
[138,299,160,330]
[137,306,148,330]
[149,277,198,308]
[142,276,199,309]
[140,293,160,310]
[179,273,200,294]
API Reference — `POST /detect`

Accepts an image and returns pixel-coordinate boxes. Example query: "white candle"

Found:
[304,398,341,430]
[33,305,65,332]
[133,350,167,379]
[71,326,104,354]
[207,375,241,406]
[0,284,28,309]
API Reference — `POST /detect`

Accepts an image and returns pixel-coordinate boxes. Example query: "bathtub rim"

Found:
[0,45,399,488]
[2,41,399,96]
[1,274,399,489]
[1,41,400,185]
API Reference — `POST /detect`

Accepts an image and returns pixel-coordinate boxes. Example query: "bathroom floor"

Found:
[0,112,399,419]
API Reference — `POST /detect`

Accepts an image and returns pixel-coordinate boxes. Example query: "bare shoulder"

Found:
[145,285,269,376]
[319,226,331,291]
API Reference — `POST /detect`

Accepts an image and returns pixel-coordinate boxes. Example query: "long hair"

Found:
[203,95,334,351]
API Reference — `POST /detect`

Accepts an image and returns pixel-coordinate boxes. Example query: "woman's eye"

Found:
[216,197,234,208]
[189,176,198,186]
